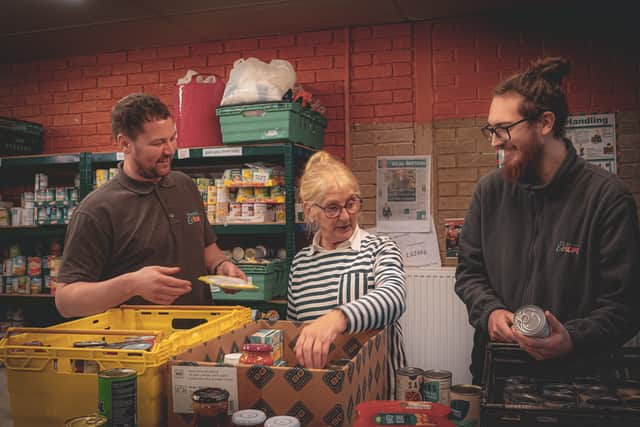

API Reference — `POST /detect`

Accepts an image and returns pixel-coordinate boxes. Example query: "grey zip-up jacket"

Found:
[455,139,640,382]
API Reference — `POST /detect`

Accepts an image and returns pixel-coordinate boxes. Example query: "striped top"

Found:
[287,227,407,397]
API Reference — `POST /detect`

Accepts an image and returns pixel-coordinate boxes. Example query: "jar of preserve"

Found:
[192,387,230,427]
[239,344,274,366]
[231,409,267,426]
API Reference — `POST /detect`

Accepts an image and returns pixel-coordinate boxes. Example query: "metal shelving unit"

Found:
[1,143,314,311]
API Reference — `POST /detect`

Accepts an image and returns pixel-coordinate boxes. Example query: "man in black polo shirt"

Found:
[56,93,245,317]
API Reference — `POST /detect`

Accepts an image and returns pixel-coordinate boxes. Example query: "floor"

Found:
[0,368,14,427]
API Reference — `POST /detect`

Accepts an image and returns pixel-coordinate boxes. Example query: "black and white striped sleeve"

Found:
[340,238,407,333]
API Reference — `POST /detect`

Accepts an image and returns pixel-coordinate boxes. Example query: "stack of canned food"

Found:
[225,244,287,264]
[395,366,482,426]
[0,241,62,295]
[94,168,119,188]
[0,173,80,227]
[501,376,640,410]
[192,164,286,226]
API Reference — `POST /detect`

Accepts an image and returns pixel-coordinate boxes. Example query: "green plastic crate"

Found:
[0,117,44,156]
[216,102,326,148]
[212,260,287,301]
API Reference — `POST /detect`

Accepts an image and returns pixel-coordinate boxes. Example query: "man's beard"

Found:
[501,139,543,183]
[137,158,170,180]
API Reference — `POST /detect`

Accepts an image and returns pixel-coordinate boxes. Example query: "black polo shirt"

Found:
[58,164,217,305]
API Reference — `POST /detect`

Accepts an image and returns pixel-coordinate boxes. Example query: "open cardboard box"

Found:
[168,320,388,427]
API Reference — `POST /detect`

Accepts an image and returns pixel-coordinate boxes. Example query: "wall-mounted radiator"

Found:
[400,267,474,385]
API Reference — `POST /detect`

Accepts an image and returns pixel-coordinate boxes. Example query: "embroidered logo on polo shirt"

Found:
[556,241,580,255]
[186,211,201,224]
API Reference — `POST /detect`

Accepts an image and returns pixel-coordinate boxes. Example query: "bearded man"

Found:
[454,58,640,384]
[56,93,245,317]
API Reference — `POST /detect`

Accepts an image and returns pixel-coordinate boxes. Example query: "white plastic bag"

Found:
[220,57,296,106]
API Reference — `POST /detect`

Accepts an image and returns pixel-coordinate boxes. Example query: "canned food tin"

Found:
[21,208,35,226]
[396,367,424,401]
[10,207,22,226]
[450,384,482,425]
[581,395,622,408]
[2,258,12,276]
[543,391,577,409]
[506,392,543,406]
[242,203,254,217]
[207,185,217,205]
[21,191,35,202]
[542,383,575,398]
[46,188,56,202]
[216,202,229,223]
[615,380,640,398]
[207,205,216,224]
[29,276,42,294]
[504,383,537,401]
[35,173,48,192]
[95,169,109,188]
[109,168,119,180]
[98,368,137,426]
[22,200,34,209]
[422,369,452,405]
[65,414,108,427]
[230,168,242,183]
[69,187,79,202]
[216,186,230,203]
[504,376,535,386]
[56,187,67,202]
[229,203,242,217]
[264,416,300,427]
[0,207,9,226]
[12,256,26,276]
[232,247,245,262]
[514,304,549,337]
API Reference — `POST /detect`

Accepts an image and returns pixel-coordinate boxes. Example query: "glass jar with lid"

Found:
[192,387,230,427]
[239,343,274,366]
[232,409,267,426]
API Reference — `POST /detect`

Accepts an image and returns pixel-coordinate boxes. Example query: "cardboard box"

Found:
[168,320,388,427]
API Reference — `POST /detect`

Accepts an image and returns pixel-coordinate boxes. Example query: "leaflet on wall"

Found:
[376,155,431,232]
[445,218,464,259]
[366,220,441,267]
[565,113,616,173]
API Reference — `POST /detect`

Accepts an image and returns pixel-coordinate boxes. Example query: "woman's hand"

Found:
[295,310,348,369]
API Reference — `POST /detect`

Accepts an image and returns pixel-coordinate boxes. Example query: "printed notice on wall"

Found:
[376,155,431,232]
[172,365,238,414]
[565,113,617,173]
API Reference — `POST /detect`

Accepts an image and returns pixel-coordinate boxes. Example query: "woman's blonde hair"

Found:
[299,150,360,211]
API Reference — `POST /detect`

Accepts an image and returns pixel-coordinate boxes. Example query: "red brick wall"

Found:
[2,15,639,264]
[0,24,415,159]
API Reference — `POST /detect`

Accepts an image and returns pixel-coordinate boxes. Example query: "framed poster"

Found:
[376,155,431,232]
[565,113,617,173]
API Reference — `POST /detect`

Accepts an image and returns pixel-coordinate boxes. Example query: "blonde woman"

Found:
[287,151,407,397]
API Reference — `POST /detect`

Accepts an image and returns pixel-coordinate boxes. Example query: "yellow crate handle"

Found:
[119,304,246,311]
[6,327,164,340]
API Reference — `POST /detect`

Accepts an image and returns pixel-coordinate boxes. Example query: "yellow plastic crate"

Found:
[0,305,252,427]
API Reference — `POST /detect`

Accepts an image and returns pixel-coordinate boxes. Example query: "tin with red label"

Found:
[396,367,424,401]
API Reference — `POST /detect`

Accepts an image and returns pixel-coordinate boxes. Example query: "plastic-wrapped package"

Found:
[221,58,296,106]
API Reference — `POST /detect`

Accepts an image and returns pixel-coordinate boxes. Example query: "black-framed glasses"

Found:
[314,195,363,218]
[480,118,529,142]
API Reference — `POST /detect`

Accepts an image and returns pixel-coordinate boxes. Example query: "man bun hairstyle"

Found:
[495,57,571,138]
[111,93,172,140]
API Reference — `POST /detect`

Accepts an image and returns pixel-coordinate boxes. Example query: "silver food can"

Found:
[21,208,35,226]
[34,173,48,191]
[10,207,22,226]
[514,304,550,337]
[450,384,482,426]
[396,367,424,401]
[422,369,452,405]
